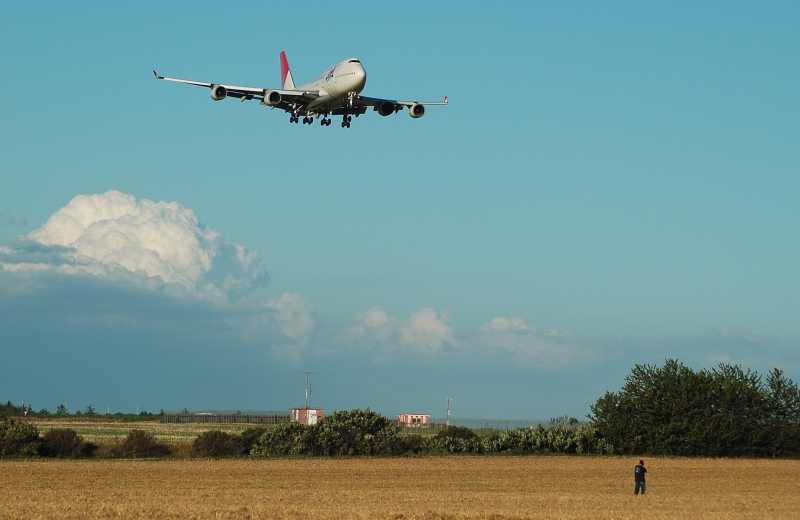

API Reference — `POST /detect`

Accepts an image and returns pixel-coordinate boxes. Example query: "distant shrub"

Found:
[436,426,479,442]
[402,434,425,454]
[114,429,170,458]
[239,427,267,455]
[40,428,97,458]
[0,417,41,457]
[314,408,398,456]
[193,430,240,457]
[251,422,309,457]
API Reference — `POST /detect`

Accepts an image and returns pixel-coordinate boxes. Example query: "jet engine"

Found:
[210,85,227,101]
[408,103,425,118]
[377,101,396,117]
[262,90,282,106]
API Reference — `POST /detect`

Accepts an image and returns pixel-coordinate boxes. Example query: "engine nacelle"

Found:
[210,85,227,101]
[408,103,425,118]
[377,101,396,117]
[262,90,282,106]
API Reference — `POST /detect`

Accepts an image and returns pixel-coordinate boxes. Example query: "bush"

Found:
[239,427,267,455]
[314,408,398,456]
[114,429,170,458]
[40,428,97,458]
[0,418,41,456]
[251,410,411,457]
[193,430,240,457]
[251,422,309,457]
[436,426,479,442]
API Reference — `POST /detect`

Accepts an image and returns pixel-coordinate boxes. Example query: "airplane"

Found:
[153,51,448,128]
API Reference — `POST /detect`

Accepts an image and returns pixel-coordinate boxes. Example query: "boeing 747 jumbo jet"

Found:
[153,51,448,128]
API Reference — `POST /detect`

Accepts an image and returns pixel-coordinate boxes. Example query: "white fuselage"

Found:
[297,58,367,113]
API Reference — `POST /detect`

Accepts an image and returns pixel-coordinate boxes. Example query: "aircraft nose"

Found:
[355,65,366,90]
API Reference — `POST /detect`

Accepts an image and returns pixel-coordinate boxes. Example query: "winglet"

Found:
[444,96,448,104]
[153,70,163,79]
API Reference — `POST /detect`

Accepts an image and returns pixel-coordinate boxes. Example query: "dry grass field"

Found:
[1,457,798,519]
[30,418,252,445]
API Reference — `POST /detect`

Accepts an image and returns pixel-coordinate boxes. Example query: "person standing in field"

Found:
[634,460,647,497]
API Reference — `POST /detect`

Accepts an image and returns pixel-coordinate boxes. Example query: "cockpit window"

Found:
[348,59,361,63]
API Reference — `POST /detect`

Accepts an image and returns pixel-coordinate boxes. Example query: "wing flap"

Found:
[153,71,323,109]
[356,95,449,108]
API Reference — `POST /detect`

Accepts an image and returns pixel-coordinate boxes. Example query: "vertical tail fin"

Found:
[280,51,295,90]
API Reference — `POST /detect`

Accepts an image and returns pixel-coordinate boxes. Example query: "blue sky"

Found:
[2,2,799,420]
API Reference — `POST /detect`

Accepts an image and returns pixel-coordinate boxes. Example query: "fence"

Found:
[162,411,290,425]
[161,412,547,430]
[396,418,546,433]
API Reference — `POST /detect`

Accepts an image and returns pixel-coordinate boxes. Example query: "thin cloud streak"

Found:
[0,212,28,228]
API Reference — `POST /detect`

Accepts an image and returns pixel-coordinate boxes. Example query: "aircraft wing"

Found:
[152,71,320,108]
[355,95,449,109]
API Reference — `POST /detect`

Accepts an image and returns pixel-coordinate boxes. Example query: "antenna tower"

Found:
[299,372,317,409]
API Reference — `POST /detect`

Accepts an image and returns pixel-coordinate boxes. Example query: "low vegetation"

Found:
[3,359,799,460]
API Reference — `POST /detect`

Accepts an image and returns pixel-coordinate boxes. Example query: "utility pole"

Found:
[299,372,317,409]
[446,397,452,427]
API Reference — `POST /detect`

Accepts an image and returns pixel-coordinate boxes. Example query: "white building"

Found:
[397,413,430,427]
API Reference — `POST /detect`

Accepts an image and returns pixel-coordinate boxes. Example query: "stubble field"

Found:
[2,457,798,519]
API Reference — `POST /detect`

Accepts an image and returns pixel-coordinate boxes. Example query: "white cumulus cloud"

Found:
[267,293,316,347]
[345,306,457,358]
[400,308,456,353]
[342,308,586,368]
[477,316,581,368]
[3,190,267,301]
[237,292,317,363]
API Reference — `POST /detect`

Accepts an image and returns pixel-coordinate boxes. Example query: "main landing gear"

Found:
[288,112,347,128]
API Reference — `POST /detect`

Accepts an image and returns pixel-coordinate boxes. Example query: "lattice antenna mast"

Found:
[299,372,317,408]
[447,397,452,427]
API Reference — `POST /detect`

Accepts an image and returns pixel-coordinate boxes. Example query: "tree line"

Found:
[0,401,158,419]
[3,359,799,458]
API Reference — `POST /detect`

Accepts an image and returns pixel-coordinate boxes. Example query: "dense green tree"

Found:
[314,408,397,456]
[435,425,478,442]
[0,401,23,416]
[251,421,310,457]
[193,430,240,457]
[0,417,41,456]
[590,359,800,456]
[238,427,268,455]
[700,364,766,456]
[40,429,97,458]
[764,369,800,457]
[114,430,170,458]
